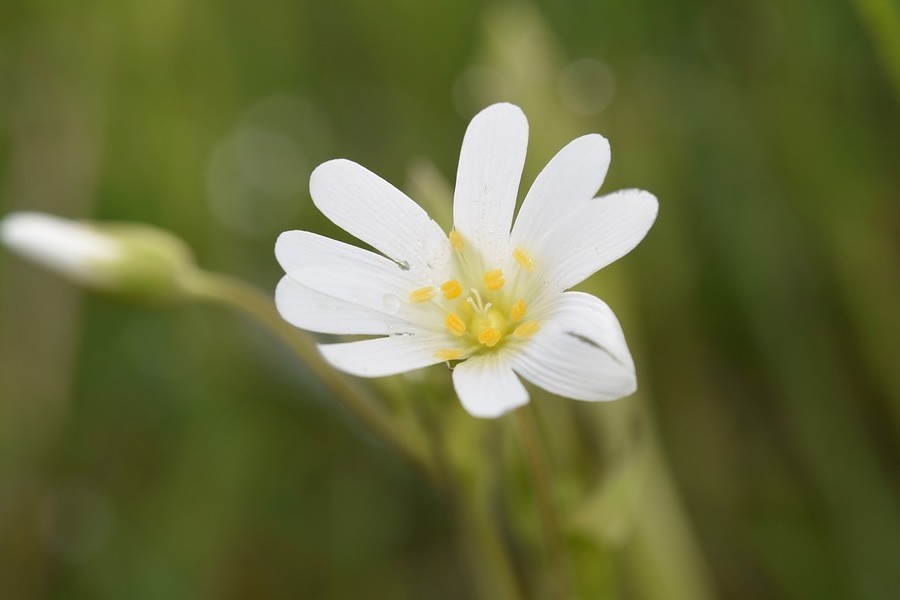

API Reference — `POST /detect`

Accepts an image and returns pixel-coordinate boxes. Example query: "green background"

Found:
[1,0,899,598]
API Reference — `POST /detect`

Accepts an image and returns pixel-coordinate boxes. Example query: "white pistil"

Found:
[466,288,491,315]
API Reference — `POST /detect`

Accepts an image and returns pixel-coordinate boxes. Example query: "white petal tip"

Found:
[461,397,530,419]
[1,212,58,247]
[638,191,659,229]
[581,132,611,151]
[586,371,637,402]
[308,159,355,209]
[273,276,302,325]
[273,229,305,268]
[0,211,119,277]
[309,157,351,181]
[317,335,445,379]
[630,189,659,215]
[471,102,527,126]
[452,356,530,419]
[318,343,375,378]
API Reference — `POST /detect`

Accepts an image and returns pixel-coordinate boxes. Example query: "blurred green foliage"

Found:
[1,0,899,598]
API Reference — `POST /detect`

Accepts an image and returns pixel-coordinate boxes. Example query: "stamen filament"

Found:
[467,288,486,314]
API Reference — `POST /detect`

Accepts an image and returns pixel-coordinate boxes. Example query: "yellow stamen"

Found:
[513,247,535,272]
[510,299,527,322]
[445,312,466,337]
[483,269,505,291]
[478,327,502,347]
[513,320,540,339]
[440,279,462,300]
[436,348,464,361]
[449,230,464,252]
[409,286,436,303]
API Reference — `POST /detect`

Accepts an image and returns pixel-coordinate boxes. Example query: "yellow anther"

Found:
[445,312,466,337]
[436,348,464,361]
[513,247,535,272]
[449,230,464,251]
[478,327,502,347]
[510,299,527,322]
[409,286,436,303]
[440,279,463,300]
[483,269,505,291]
[513,320,540,339]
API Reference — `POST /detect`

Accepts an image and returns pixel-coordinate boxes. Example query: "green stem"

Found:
[409,380,523,599]
[180,268,437,481]
[623,441,716,600]
[516,405,570,598]
[455,483,525,600]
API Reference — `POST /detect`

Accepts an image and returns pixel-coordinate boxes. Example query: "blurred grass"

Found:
[1,0,899,598]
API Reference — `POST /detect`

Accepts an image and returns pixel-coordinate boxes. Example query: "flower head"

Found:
[275,103,657,418]
[1,211,195,302]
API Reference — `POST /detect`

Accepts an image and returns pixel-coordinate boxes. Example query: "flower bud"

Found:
[1,212,196,303]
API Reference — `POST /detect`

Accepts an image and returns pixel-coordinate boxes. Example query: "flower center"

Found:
[407,231,541,362]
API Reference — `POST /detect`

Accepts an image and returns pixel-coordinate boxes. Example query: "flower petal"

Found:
[453,103,528,266]
[511,134,610,246]
[275,276,417,336]
[0,212,120,283]
[275,230,439,331]
[452,353,529,418]
[318,334,448,378]
[309,159,450,277]
[533,189,658,292]
[512,292,636,402]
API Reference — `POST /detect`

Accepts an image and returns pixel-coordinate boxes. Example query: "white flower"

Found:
[275,103,657,418]
[1,212,123,286]
[1,211,195,301]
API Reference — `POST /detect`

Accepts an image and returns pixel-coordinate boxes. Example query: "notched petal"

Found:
[453,103,529,265]
[512,133,611,246]
[534,189,658,291]
[310,159,450,277]
[452,354,529,418]
[512,292,636,402]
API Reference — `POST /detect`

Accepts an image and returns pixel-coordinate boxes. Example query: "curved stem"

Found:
[180,268,438,481]
[516,405,570,598]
